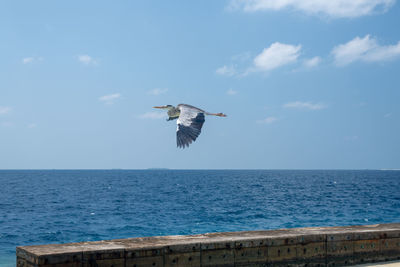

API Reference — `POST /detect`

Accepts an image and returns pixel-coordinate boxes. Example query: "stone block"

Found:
[297,233,326,245]
[327,240,353,256]
[38,253,82,266]
[126,255,164,267]
[265,262,299,267]
[354,231,383,241]
[265,236,298,247]
[165,251,200,267]
[297,242,326,260]
[267,245,297,263]
[327,232,353,242]
[82,258,125,267]
[126,248,163,258]
[82,248,124,267]
[234,246,268,265]
[326,240,353,267]
[165,242,200,254]
[379,229,400,239]
[201,241,234,250]
[16,250,39,266]
[41,264,82,267]
[202,249,234,267]
[353,239,380,264]
[380,238,400,261]
[296,242,326,267]
[235,238,266,248]
[17,257,36,267]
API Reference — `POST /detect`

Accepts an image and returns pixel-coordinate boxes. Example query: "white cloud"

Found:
[228,0,395,18]
[303,56,321,68]
[365,42,400,62]
[216,65,237,76]
[139,112,166,119]
[283,101,326,110]
[148,88,168,96]
[227,89,238,95]
[332,35,400,66]
[253,42,301,72]
[332,35,377,65]
[219,43,303,76]
[0,106,11,115]
[22,57,34,64]
[257,116,278,124]
[22,57,43,64]
[99,93,121,105]
[78,54,97,65]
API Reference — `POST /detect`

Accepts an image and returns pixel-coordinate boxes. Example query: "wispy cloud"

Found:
[228,0,395,18]
[99,93,121,105]
[78,54,98,65]
[216,53,252,77]
[345,135,359,141]
[1,122,13,127]
[216,65,237,76]
[226,89,238,95]
[356,102,368,107]
[27,123,37,128]
[0,106,11,115]
[139,112,166,119]
[257,116,278,124]
[303,56,322,68]
[148,88,168,96]
[283,101,327,110]
[22,57,43,64]
[332,35,400,66]
[251,42,301,72]
[231,51,251,61]
[22,57,34,64]
[384,113,392,118]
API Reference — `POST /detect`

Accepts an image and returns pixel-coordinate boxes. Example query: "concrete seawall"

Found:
[17,223,400,267]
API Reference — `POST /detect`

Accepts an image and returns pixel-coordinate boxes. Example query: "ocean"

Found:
[1,170,399,266]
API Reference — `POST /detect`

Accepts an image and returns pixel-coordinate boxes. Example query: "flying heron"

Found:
[153,104,227,148]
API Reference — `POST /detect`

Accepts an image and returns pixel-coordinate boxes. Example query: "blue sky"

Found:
[0,0,399,169]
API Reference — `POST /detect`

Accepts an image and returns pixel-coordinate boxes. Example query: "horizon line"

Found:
[0,168,399,171]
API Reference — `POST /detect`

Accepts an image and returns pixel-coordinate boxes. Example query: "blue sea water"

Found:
[1,170,400,266]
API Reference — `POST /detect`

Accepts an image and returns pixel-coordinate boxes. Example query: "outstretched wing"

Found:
[176,104,205,148]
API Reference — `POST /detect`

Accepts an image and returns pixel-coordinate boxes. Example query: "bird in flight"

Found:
[153,104,227,148]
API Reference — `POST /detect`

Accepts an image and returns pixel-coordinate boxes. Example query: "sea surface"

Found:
[1,170,400,266]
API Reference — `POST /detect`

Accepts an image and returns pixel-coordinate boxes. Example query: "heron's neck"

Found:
[168,107,180,117]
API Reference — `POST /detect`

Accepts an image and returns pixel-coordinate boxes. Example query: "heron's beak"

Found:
[153,106,167,109]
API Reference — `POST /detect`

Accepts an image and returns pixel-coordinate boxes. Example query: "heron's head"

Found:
[153,105,174,110]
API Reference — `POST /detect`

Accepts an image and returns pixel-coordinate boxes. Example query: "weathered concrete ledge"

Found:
[17,223,400,267]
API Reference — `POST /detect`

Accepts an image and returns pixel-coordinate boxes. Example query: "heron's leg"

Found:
[207,113,227,117]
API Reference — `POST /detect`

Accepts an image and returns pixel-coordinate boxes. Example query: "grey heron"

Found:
[153,104,227,148]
